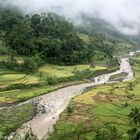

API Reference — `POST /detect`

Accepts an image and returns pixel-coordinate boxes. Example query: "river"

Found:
[8,51,136,140]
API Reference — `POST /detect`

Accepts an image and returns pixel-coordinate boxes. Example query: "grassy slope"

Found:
[39,64,106,78]
[0,103,36,137]
[49,56,140,140]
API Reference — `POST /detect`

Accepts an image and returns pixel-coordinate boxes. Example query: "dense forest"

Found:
[0,8,94,65]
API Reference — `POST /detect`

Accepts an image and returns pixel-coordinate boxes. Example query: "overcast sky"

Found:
[1,0,140,35]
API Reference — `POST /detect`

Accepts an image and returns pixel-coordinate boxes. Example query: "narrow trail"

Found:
[8,51,138,140]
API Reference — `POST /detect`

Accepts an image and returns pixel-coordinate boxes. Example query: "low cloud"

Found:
[1,0,140,35]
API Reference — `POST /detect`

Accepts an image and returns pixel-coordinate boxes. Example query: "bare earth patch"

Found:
[93,93,129,103]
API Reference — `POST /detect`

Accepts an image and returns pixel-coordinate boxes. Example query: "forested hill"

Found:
[76,15,136,56]
[0,7,137,71]
[0,8,95,65]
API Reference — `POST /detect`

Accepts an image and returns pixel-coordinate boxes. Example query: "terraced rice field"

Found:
[39,64,107,77]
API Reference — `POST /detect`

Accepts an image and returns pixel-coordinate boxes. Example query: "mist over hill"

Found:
[1,0,140,35]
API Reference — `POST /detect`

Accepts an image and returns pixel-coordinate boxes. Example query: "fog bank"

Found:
[1,0,140,35]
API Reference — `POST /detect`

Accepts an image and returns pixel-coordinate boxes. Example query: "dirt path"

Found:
[8,52,135,140]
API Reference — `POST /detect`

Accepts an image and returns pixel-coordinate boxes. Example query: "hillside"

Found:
[76,15,136,56]
[0,6,140,140]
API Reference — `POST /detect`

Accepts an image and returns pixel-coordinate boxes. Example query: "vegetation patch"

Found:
[0,103,37,137]
[0,73,26,82]
[109,72,128,81]
[39,64,107,78]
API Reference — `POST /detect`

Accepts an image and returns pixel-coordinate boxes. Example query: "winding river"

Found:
[8,51,138,140]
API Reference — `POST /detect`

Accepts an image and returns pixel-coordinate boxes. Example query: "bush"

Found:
[0,131,3,140]
[43,68,100,85]
[108,58,119,67]
[43,75,78,85]
[23,57,38,73]
[0,47,8,55]
[95,125,122,140]
[67,107,74,114]
[0,83,40,92]
[46,76,58,85]
[74,68,95,79]
[0,55,44,73]
[0,57,18,70]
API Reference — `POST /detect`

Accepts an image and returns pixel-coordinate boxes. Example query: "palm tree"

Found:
[95,130,106,140]
[95,125,121,140]
[0,131,3,140]
[129,107,140,126]
[127,128,140,140]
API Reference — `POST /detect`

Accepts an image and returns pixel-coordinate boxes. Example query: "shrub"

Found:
[0,47,8,55]
[67,107,74,114]
[127,128,140,140]
[22,57,38,73]
[0,55,44,74]
[127,83,133,91]
[74,68,95,79]
[0,83,40,92]
[0,57,18,70]
[46,76,58,85]
[0,131,3,140]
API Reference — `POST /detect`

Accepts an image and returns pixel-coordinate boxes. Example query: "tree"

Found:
[129,107,140,126]
[23,57,38,73]
[127,128,140,140]
[128,83,134,91]
[23,126,38,140]
[67,107,74,114]
[2,9,92,65]
[126,108,140,140]
[0,131,3,140]
[95,125,122,140]
[31,14,41,37]
[7,23,33,55]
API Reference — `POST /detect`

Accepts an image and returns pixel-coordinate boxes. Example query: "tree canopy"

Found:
[0,9,93,65]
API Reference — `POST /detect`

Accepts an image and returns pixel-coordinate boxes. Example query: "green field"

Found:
[39,64,107,78]
[0,73,26,82]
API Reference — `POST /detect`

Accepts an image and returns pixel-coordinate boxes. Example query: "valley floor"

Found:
[7,52,137,140]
